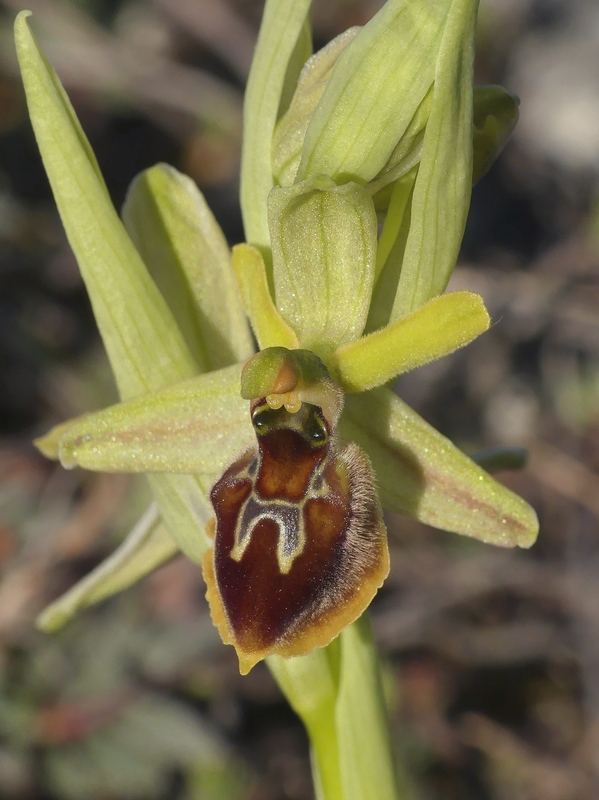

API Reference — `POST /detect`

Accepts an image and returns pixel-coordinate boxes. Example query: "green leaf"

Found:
[35,364,253,481]
[36,505,178,633]
[273,28,360,187]
[15,13,213,564]
[231,244,299,350]
[341,388,539,548]
[337,616,398,800]
[123,164,254,371]
[472,85,519,183]
[269,616,400,800]
[240,0,313,255]
[269,176,377,360]
[390,0,479,320]
[333,291,490,392]
[15,12,198,401]
[268,644,342,800]
[296,0,449,183]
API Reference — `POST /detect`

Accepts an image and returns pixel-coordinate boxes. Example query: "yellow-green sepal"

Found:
[269,176,377,360]
[15,12,198,400]
[35,364,253,481]
[15,14,218,564]
[333,291,490,392]
[231,244,299,350]
[36,505,178,633]
[123,164,254,371]
[296,0,450,183]
[341,388,539,548]
[390,0,479,320]
[240,0,313,252]
[273,27,360,187]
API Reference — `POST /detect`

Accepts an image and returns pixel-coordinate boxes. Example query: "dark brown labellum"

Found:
[203,397,389,674]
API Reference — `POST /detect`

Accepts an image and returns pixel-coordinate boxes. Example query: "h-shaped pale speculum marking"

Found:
[230,460,332,574]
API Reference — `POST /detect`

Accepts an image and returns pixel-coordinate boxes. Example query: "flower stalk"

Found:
[16,0,538,798]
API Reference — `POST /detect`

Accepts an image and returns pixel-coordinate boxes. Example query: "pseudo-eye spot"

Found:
[202,347,389,674]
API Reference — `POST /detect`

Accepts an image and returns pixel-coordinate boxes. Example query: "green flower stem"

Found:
[336,616,400,800]
[269,615,401,800]
[269,644,343,800]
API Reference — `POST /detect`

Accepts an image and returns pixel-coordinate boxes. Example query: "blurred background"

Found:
[0,0,598,797]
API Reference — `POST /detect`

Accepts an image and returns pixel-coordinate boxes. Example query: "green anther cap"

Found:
[241,348,344,429]
[241,348,330,399]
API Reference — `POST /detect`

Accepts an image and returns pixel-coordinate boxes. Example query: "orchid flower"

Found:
[16,0,534,797]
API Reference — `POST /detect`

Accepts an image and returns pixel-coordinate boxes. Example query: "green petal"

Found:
[390,0,478,319]
[240,0,313,254]
[341,388,539,548]
[273,28,360,187]
[296,0,449,183]
[36,505,178,633]
[269,176,377,360]
[472,85,519,184]
[333,291,490,392]
[15,12,197,400]
[231,244,299,350]
[35,364,253,482]
[123,164,254,371]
